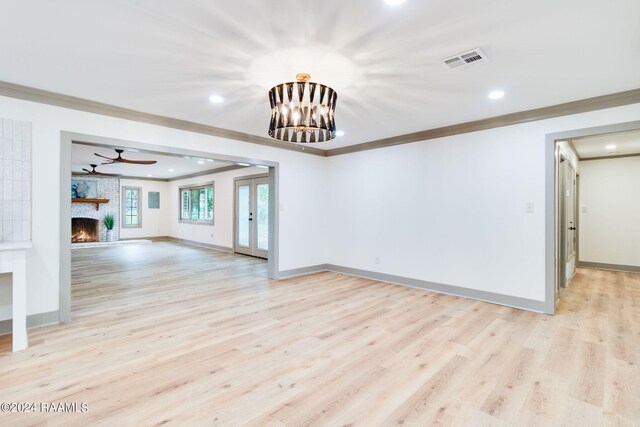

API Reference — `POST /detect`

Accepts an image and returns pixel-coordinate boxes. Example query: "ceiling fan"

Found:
[80,164,122,177]
[94,149,157,165]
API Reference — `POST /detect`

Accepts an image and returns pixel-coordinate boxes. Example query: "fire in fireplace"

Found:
[72,218,99,243]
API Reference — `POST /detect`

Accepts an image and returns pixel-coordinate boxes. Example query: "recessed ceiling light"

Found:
[605,144,617,150]
[206,159,214,162]
[336,130,345,137]
[488,90,505,100]
[209,95,224,104]
[197,160,205,165]
[147,174,153,177]
[168,169,174,172]
[183,156,191,159]
[256,165,269,169]
[236,162,251,167]
[384,0,405,5]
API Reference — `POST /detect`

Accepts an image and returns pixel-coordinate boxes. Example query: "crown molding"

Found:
[72,165,248,182]
[0,80,326,157]
[325,88,640,156]
[118,175,169,182]
[2,80,639,159]
[580,152,640,161]
[166,165,247,181]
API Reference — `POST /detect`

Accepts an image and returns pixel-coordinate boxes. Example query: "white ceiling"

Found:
[2,1,640,150]
[71,143,240,179]
[572,130,640,159]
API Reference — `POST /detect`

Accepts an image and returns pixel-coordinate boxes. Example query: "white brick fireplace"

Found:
[70,176,120,242]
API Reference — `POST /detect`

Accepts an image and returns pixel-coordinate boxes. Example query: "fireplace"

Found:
[72,218,99,243]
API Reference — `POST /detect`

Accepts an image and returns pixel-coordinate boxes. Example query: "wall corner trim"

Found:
[276,264,330,280]
[0,310,60,336]
[166,237,233,253]
[577,261,640,274]
[277,264,546,313]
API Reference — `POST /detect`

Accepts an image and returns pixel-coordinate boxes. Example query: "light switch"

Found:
[279,203,284,212]
[582,207,587,214]
[526,203,535,213]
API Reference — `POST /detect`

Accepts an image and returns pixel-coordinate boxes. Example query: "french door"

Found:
[234,176,269,259]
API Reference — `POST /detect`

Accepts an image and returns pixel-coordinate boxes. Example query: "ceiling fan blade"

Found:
[95,149,156,165]
[94,153,116,160]
[96,172,122,177]
[119,159,157,165]
[82,168,93,174]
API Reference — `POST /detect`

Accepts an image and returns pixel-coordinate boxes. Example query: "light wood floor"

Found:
[0,242,638,426]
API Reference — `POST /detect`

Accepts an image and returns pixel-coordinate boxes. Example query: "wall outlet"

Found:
[581,207,588,214]
[526,202,535,213]
[374,256,380,265]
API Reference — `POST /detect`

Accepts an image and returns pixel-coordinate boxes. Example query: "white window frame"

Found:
[179,181,215,225]
[122,186,142,228]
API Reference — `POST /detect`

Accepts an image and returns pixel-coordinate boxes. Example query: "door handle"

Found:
[568,227,576,230]
[248,218,253,221]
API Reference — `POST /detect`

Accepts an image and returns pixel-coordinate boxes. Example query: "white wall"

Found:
[119,179,170,239]
[327,104,640,302]
[579,157,640,267]
[1,91,639,319]
[168,167,264,249]
[0,95,328,320]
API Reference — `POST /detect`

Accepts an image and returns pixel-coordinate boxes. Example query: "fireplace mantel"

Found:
[72,198,110,211]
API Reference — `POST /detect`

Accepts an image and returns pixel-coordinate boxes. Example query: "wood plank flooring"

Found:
[0,242,638,426]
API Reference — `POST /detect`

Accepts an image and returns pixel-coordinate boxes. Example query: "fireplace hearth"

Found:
[72,218,99,243]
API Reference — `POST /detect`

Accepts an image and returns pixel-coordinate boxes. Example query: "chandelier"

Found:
[268,73,338,143]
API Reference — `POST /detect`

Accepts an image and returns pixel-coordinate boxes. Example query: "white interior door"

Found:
[565,163,577,282]
[234,176,269,259]
[559,157,577,290]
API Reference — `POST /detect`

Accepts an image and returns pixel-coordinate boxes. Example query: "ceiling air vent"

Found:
[444,48,489,69]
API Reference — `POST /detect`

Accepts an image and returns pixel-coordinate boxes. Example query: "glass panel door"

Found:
[235,181,252,255]
[255,178,269,257]
[234,176,269,259]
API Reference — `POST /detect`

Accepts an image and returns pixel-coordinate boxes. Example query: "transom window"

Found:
[122,187,142,228]
[179,182,214,224]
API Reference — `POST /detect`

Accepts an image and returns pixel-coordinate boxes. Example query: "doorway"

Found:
[547,120,640,314]
[59,132,280,322]
[234,175,269,259]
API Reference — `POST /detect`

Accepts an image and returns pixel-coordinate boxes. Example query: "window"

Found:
[179,182,214,224]
[122,187,142,228]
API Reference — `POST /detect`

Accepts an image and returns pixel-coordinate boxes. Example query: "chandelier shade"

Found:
[268,74,338,143]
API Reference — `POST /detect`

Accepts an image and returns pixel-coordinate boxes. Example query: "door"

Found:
[558,157,577,289]
[235,176,269,259]
[565,162,577,283]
